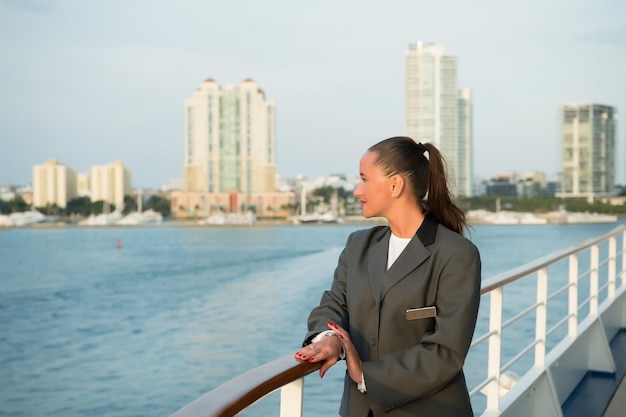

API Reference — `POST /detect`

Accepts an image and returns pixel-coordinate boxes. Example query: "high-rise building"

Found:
[77,172,90,197]
[458,88,473,197]
[183,78,276,195]
[89,161,132,211]
[558,103,616,198]
[32,159,77,209]
[405,41,473,197]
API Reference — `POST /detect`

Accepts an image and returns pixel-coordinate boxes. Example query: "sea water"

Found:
[1,221,624,417]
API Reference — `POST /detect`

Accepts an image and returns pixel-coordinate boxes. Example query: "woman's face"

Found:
[353,151,394,218]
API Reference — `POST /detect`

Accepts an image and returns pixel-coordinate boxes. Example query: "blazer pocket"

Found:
[406,306,437,320]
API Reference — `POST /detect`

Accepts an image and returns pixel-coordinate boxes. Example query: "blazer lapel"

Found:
[381,214,439,299]
[368,227,389,304]
[382,237,430,298]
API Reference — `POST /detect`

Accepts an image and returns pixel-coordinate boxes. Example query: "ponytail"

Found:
[369,137,468,235]
[422,143,467,235]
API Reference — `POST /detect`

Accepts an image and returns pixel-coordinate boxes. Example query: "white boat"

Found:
[78,211,123,226]
[294,184,343,224]
[198,211,256,225]
[294,212,343,224]
[517,213,548,224]
[0,210,46,227]
[468,209,617,225]
[564,211,618,224]
[466,210,547,225]
[543,209,618,224]
[0,215,12,226]
[117,209,163,225]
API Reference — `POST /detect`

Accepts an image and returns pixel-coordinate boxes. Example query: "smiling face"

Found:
[353,150,395,218]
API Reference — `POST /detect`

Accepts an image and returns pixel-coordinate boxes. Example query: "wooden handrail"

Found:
[171,355,322,417]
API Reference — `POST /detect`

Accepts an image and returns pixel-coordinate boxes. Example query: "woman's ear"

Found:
[391,175,405,196]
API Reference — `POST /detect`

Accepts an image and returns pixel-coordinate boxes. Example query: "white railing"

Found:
[469,225,626,416]
[171,225,626,417]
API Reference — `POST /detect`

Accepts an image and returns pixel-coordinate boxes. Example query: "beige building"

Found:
[170,190,296,219]
[183,78,276,197]
[89,161,132,211]
[77,172,90,197]
[558,103,616,199]
[32,159,77,209]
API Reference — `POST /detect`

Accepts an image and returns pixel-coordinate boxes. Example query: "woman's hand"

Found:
[294,331,342,378]
[327,322,363,385]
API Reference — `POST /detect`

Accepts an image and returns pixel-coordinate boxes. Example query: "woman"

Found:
[295,137,481,416]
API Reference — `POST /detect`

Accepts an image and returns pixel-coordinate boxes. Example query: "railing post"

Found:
[486,287,503,412]
[621,230,626,286]
[608,236,616,299]
[535,268,548,368]
[590,244,599,317]
[280,378,304,417]
[568,254,579,337]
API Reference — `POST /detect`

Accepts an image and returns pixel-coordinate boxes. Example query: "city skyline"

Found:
[1,0,625,189]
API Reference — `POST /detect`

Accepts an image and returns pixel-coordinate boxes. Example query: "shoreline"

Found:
[466,209,622,225]
[2,212,624,230]
[0,215,388,230]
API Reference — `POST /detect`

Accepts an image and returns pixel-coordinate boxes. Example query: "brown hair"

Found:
[368,136,467,235]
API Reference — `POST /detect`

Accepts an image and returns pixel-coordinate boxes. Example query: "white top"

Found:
[387,233,412,270]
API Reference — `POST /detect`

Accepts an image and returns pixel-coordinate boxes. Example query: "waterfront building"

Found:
[557,103,616,199]
[0,185,32,205]
[458,88,473,197]
[0,186,16,201]
[481,171,555,198]
[169,189,295,220]
[520,171,557,198]
[404,41,473,197]
[89,161,132,211]
[32,159,77,209]
[484,172,520,198]
[77,172,90,197]
[183,78,276,196]
[19,187,33,206]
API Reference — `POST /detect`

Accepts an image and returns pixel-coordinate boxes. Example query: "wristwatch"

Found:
[311,330,345,359]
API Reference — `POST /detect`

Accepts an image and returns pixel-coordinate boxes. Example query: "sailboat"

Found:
[294,185,343,224]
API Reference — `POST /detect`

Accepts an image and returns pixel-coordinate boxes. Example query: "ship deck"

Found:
[562,329,626,417]
[603,374,626,417]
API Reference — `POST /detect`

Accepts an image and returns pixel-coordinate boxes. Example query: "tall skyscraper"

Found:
[32,159,77,209]
[183,78,276,195]
[89,161,132,210]
[558,103,616,198]
[457,88,473,197]
[405,41,473,197]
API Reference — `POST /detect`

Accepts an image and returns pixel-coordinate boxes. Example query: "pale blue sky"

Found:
[1,0,625,188]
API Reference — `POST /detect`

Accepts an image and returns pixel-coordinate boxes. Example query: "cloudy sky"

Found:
[1,0,625,188]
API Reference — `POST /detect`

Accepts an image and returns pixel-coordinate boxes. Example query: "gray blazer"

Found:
[305,214,481,417]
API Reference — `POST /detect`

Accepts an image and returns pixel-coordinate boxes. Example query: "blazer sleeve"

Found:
[363,242,481,413]
[303,234,352,345]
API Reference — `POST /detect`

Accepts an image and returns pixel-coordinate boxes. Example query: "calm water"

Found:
[1,221,624,417]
